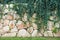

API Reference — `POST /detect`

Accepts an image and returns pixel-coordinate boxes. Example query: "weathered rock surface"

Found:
[2,32,16,37]
[17,29,30,37]
[31,30,38,37]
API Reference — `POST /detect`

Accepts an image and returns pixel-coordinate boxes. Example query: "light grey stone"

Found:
[55,22,60,28]
[44,31,53,37]
[44,31,48,37]
[47,31,53,37]
[38,33,42,37]
[0,23,3,29]
[10,26,18,33]
[17,29,30,37]
[2,32,16,37]
[27,27,34,34]
[32,23,37,30]
[47,21,54,31]
[31,30,38,37]
[3,26,10,32]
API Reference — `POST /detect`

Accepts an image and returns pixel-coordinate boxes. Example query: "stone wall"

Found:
[0,4,60,37]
